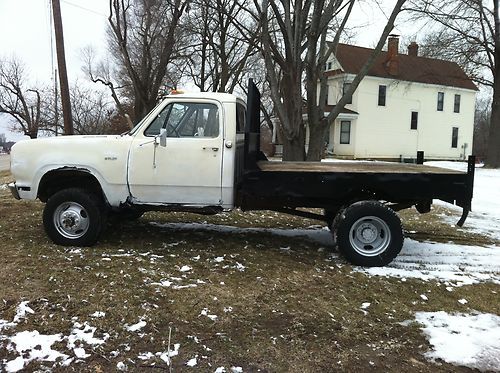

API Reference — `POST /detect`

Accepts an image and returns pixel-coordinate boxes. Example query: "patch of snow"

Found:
[125,320,146,332]
[158,343,180,365]
[13,301,34,323]
[4,331,68,372]
[458,298,468,305]
[214,256,225,263]
[215,368,226,373]
[355,239,500,286]
[186,356,198,367]
[361,302,371,309]
[224,306,233,313]
[138,352,155,360]
[73,347,90,359]
[200,308,218,321]
[420,294,428,301]
[426,162,500,241]
[150,280,173,287]
[90,311,105,318]
[231,367,243,373]
[234,262,245,271]
[116,361,127,371]
[68,322,108,349]
[414,311,500,371]
[179,265,192,272]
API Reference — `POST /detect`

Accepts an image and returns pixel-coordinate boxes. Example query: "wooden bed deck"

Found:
[257,161,464,174]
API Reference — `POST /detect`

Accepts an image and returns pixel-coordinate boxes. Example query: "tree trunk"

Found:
[486,85,500,167]
[282,123,306,161]
[306,120,329,161]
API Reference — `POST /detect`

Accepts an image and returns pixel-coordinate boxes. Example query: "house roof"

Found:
[327,43,478,91]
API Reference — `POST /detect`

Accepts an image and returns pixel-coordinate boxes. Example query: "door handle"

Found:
[203,147,219,151]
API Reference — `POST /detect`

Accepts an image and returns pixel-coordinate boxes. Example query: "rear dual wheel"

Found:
[334,201,403,267]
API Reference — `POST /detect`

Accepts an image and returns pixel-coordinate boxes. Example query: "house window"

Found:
[452,127,459,148]
[326,62,332,70]
[437,92,444,111]
[340,121,351,144]
[411,111,418,130]
[343,82,352,104]
[378,85,386,106]
[454,94,461,113]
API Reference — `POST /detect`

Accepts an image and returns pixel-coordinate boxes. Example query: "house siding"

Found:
[325,75,475,160]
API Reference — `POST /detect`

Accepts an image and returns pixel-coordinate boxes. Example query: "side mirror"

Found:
[159,128,167,147]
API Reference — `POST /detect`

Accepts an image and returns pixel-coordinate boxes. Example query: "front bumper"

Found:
[8,182,20,200]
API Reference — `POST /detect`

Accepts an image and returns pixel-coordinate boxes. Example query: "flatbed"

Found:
[257,160,464,174]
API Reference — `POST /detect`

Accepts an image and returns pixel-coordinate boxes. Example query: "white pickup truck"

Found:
[9,80,475,266]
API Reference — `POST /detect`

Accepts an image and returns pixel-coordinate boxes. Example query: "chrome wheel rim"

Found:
[53,202,90,239]
[349,216,391,256]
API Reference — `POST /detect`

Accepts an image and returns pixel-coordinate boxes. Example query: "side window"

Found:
[437,92,444,111]
[454,94,461,113]
[144,104,171,136]
[411,111,418,130]
[343,82,352,104]
[452,127,459,148]
[144,102,219,137]
[340,121,351,144]
[378,85,386,106]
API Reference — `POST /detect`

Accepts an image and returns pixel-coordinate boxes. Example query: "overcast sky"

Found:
[0,0,409,142]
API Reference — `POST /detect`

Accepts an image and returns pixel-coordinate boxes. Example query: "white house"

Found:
[313,36,478,161]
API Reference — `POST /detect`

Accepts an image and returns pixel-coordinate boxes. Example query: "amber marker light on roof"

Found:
[169,89,185,95]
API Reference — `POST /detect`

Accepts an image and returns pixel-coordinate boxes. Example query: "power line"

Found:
[60,0,107,17]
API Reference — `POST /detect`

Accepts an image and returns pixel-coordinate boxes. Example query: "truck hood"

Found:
[11,134,133,188]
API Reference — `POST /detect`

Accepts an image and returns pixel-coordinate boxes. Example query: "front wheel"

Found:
[335,201,403,267]
[43,188,105,246]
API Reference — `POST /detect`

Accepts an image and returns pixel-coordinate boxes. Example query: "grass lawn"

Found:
[0,170,498,372]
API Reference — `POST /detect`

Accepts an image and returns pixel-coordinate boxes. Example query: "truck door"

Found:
[127,99,224,206]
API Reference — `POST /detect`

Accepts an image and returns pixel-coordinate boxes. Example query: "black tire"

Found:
[335,201,403,267]
[43,188,105,246]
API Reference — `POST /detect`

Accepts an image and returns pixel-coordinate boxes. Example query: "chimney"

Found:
[408,41,419,57]
[386,34,399,76]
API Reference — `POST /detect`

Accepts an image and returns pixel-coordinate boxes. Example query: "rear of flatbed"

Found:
[235,79,475,267]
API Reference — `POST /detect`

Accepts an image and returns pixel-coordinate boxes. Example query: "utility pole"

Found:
[51,0,73,135]
[54,69,59,136]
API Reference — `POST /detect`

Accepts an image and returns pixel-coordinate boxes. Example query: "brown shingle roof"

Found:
[328,43,478,91]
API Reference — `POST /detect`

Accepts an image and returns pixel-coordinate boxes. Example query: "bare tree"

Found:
[42,84,127,136]
[253,0,407,161]
[407,0,500,167]
[305,0,406,160]
[107,0,190,121]
[0,57,47,139]
[186,0,260,93]
[82,46,133,128]
[473,97,491,161]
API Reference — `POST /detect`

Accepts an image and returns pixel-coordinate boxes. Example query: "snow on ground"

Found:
[151,222,500,286]
[426,161,500,241]
[410,311,500,372]
[0,301,109,372]
[356,239,500,286]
